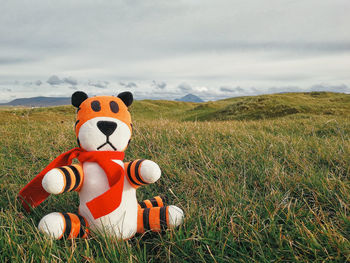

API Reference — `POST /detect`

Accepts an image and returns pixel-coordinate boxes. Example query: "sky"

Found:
[0,0,349,102]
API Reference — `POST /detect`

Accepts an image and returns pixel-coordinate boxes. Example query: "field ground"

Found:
[0,92,349,262]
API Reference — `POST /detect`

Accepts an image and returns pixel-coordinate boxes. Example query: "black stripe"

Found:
[150,198,158,207]
[60,167,71,192]
[143,208,150,231]
[77,214,86,238]
[160,207,167,230]
[69,165,81,191]
[75,120,79,128]
[127,161,141,186]
[135,159,147,185]
[62,213,72,238]
[139,202,147,209]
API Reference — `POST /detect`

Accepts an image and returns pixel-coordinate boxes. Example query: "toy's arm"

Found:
[42,164,84,194]
[124,159,161,188]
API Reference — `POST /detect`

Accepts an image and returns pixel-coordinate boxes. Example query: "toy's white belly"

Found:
[78,161,138,239]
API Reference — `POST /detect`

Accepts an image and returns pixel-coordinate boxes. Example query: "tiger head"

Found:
[71,91,133,152]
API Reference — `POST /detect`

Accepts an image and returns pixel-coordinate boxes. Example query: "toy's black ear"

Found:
[71,91,88,108]
[118,91,133,107]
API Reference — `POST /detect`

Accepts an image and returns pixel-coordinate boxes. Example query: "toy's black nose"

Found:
[97,121,117,136]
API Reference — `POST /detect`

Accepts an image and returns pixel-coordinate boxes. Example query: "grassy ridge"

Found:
[0,92,349,262]
[133,92,350,121]
[199,92,350,121]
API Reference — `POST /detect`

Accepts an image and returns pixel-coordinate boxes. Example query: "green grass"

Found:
[0,92,349,262]
[187,92,350,121]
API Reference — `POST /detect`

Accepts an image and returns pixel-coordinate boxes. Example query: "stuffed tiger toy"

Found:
[18,91,184,240]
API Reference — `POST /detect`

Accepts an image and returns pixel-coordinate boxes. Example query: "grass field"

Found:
[1,92,349,262]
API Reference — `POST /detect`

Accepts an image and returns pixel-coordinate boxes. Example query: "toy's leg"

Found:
[137,205,184,233]
[38,212,89,239]
[138,196,166,209]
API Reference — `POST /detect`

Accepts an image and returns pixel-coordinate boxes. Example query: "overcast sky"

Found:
[0,0,349,102]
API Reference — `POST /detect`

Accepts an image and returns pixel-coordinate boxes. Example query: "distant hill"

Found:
[0,96,70,107]
[2,94,205,107]
[175,94,204,103]
[2,92,350,121]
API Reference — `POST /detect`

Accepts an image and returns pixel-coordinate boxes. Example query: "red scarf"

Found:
[18,147,125,219]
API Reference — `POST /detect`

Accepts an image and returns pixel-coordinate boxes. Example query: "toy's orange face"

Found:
[72,91,133,152]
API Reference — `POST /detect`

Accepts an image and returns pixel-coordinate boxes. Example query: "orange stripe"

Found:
[144,200,153,208]
[82,217,89,238]
[58,169,66,194]
[137,161,144,184]
[65,166,76,192]
[124,162,139,188]
[77,210,90,238]
[166,206,169,226]
[58,213,66,239]
[124,162,130,170]
[72,164,84,191]
[154,196,164,207]
[137,208,144,233]
[149,207,161,232]
[137,204,141,210]
[130,159,142,185]
[67,213,81,239]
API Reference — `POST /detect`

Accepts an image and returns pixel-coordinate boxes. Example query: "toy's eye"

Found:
[91,100,101,112]
[110,101,119,113]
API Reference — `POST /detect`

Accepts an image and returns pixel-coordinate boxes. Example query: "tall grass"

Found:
[0,103,349,262]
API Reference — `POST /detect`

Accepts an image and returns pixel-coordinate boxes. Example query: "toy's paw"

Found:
[38,212,65,239]
[140,160,161,184]
[168,205,184,228]
[42,168,65,194]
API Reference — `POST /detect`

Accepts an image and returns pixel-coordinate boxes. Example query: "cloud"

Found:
[119,82,137,88]
[23,80,43,86]
[0,57,36,65]
[151,80,167,89]
[46,76,78,86]
[63,77,78,85]
[310,84,349,93]
[220,86,244,93]
[88,80,109,89]
[177,82,192,92]
[266,86,303,94]
[47,75,64,85]
[68,86,78,90]
[2,88,12,92]
[0,1,349,103]
[193,86,208,92]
